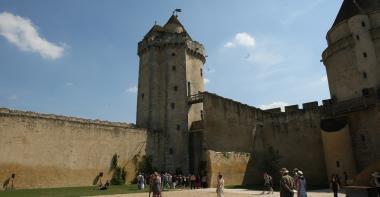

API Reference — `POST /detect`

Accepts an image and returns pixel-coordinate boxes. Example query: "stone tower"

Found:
[136,14,206,173]
[322,0,380,102]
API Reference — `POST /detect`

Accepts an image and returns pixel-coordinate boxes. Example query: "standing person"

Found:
[137,173,144,190]
[201,175,207,188]
[343,172,348,186]
[330,175,340,197]
[216,174,224,197]
[262,172,274,194]
[296,171,307,197]
[152,172,162,197]
[190,174,196,189]
[279,168,296,197]
[371,172,380,197]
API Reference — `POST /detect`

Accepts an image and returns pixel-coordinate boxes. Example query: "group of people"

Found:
[278,168,307,197]
[262,168,307,197]
[136,172,208,191]
[136,172,210,197]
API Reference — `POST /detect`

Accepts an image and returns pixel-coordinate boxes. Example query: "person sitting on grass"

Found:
[99,180,110,190]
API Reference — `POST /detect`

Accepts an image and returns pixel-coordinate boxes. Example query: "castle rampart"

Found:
[0,107,147,189]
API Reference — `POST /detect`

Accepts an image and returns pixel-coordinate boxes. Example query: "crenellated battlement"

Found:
[0,107,141,129]
[137,38,206,62]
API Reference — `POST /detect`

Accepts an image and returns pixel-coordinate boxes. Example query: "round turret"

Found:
[322,0,380,102]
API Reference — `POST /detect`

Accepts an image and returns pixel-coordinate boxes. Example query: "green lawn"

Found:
[0,184,148,197]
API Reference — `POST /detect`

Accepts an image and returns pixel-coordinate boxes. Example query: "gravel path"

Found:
[90,188,345,197]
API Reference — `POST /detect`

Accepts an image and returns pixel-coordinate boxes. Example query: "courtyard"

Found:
[0,186,345,197]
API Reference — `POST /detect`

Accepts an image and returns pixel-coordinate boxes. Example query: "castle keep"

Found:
[0,0,379,189]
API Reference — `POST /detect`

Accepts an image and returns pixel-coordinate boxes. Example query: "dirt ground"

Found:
[92,188,345,197]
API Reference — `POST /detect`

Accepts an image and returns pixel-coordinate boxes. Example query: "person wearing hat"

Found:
[372,172,380,197]
[280,168,296,197]
[296,171,307,197]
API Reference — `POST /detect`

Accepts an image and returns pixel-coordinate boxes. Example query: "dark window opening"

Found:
[201,110,204,120]
[187,82,191,96]
[360,134,366,142]
[172,65,176,71]
[169,148,174,154]
[174,86,178,91]
[362,21,366,27]
[356,35,360,40]
[141,93,145,99]
[336,161,340,168]
[171,102,175,109]
[200,68,203,77]
[362,88,369,96]
[363,52,367,58]
[363,72,367,79]
[176,124,181,131]
[172,52,176,56]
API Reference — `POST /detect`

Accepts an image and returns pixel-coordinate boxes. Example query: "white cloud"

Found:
[65,82,74,87]
[0,12,64,60]
[320,75,328,82]
[8,95,19,101]
[260,101,289,112]
[281,0,327,25]
[126,86,138,93]
[224,32,255,48]
[247,51,284,67]
[224,42,234,48]
[204,78,210,84]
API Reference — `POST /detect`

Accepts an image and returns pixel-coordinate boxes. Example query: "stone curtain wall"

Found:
[202,92,257,153]
[0,108,147,189]
[202,92,327,186]
[257,108,327,187]
[206,150,250,187]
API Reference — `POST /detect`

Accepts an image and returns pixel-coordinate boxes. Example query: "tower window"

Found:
[200,68,203,77]
[176,124,181,131]
[363,52,367,58]
[141,93,145,99]
[362,88,369,96]
[363,72,367,79]
[336,161,340,168]
[171,102,175,109]
[356,35,360,40]
[172,65,176,71]
[362,21,366,27]
[201,110,204,120]
[360,134,366,142]
[169,148,174,154]
[174,86,178,91]
[187,82,191,96]
[172,52,176,56]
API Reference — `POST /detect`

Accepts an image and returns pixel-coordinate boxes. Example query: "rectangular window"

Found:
[171,102,175,109]
[201,110,204,120]
[200,68,203,77]
[187,82,191,96]
[363,52,367,58]
[176,124,181,131]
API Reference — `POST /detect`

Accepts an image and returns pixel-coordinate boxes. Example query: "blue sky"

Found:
[0,0,342,123]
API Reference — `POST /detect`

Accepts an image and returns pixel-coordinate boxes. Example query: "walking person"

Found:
[216,174,224,197]
[330,175,340,197]
[262,172,274,194]
[296,171,307,197]
[280,168,296,197]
